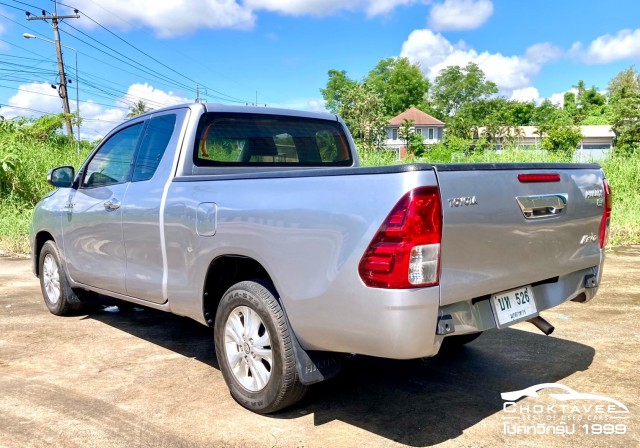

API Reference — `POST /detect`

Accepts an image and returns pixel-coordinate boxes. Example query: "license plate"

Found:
[490,285,537,327]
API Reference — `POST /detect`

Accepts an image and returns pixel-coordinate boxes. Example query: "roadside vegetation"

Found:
[1,63,638,254]
[0,115,93,254]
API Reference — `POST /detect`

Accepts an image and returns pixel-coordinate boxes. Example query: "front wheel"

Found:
[39,241,81,316]
[214,280,307,414]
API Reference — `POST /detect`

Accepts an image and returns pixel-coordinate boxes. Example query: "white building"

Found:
[476,125,616,160]
[384,107,445,157]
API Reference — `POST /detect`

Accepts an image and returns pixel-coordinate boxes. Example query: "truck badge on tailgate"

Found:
[447,196,478,207]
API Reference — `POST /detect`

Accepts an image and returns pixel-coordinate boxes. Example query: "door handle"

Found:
[516,194,567,219]
[104,198,121,210]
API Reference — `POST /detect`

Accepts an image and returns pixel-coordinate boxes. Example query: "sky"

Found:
[1,0,639,139]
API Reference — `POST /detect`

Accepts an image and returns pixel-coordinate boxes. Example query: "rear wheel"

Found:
[214,280,307,414]
[39,241,81,316]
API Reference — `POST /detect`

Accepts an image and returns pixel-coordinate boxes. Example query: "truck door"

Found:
[62,122,144,293]
[121,109,188,303]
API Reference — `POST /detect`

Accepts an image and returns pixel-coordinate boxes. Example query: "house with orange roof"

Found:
[384,107,445,157]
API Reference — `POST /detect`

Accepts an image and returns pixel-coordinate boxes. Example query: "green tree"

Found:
[337,83,386,149]
[540,125,583,156]
[607,66,640,156]
[430,62,498,118]
[365,57,430,117]
[398,119,414,150]
[408,132,427,156]
[320,69,358,114]
[563,92,581,123]
[127,100,149,118]
[533,99,571,127]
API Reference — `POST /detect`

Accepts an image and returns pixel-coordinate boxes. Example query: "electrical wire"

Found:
[54,0,250,103]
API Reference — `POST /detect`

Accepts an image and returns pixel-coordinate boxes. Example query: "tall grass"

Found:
[601,156,640,245]
[0,121,92,254]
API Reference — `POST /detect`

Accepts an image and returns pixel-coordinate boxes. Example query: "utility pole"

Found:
[196,84,200,103]
[26,1,79,137]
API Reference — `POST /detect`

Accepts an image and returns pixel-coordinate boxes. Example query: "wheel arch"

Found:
[33,230,55,277]
[202,254,275,327]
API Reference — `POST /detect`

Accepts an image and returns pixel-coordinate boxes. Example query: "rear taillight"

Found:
[358,187,442,289]
[599,179,612,248]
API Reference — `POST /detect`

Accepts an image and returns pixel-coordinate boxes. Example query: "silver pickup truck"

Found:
[31,103,612,413]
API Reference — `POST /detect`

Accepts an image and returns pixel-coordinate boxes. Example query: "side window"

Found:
[132,114,177,182]
[82,123,143,188]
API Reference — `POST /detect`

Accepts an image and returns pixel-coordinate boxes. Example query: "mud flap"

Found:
[290,332,342,385]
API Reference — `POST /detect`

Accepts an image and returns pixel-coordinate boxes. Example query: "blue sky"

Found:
[1,0,639,138]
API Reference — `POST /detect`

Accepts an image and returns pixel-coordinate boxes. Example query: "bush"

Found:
[0,116,93,254]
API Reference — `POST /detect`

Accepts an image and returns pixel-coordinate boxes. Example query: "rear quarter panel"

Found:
[163,168,440,353]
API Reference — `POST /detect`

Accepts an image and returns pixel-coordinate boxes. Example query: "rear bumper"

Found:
[438,263,602,341]
[301,262,602,360]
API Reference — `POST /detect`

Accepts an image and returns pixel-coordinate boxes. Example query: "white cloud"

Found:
[307,99,328,112]
[1,82,65,118]
[245,0,351,16]
[68,0,256,37]
[266,98,328,112]
[572,28,640,64]
[510,87,539,103]
[1,82,191,140]
[400,29,561,91]
[65,0,420,36]
[428,0,493,31]
[548,88,577,107]
[117,83,191,110]
[246,0,417,17]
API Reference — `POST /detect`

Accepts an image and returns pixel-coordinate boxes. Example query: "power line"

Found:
[58,24,196,94]
[0,0,25,12]
[10,0,49,13]
[0,103,122,124]
[79,0,268,103]
[0,82,132,111]
[54,0,251,103]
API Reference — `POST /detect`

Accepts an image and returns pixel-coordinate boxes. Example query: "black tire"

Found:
[38,240,81,316]
[440,332,483,350]
[214,280,307,414]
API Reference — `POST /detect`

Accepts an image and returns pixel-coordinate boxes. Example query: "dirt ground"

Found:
[1,248,638,448]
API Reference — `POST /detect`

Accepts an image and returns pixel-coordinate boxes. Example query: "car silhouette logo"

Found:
[501,383,629,413]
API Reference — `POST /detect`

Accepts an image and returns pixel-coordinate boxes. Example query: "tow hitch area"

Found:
[527,316,555,335]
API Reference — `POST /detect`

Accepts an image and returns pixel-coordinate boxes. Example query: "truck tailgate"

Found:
[435,164,606,306]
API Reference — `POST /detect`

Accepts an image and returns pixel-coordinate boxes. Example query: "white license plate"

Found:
[491,285,537,327]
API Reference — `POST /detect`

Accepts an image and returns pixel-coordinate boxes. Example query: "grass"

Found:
[0,119,92,255]
[1,130,638,255]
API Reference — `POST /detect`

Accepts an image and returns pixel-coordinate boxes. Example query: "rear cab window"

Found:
[193,113,353,167]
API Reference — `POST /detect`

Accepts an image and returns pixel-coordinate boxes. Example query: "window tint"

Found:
[194,113,352,167]
[132,114,177,182]
[82,123,143,188]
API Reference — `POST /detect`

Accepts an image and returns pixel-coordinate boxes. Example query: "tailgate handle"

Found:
[516,194,567,219]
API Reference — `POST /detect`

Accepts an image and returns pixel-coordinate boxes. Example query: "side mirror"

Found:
[47,166,75,188]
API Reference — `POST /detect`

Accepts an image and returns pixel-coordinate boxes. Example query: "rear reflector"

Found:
[359,187,442,289]
[518,173,561,183]
[599,179,612,248]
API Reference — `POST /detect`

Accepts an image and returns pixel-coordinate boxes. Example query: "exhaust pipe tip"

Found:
[527,316,555,335]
